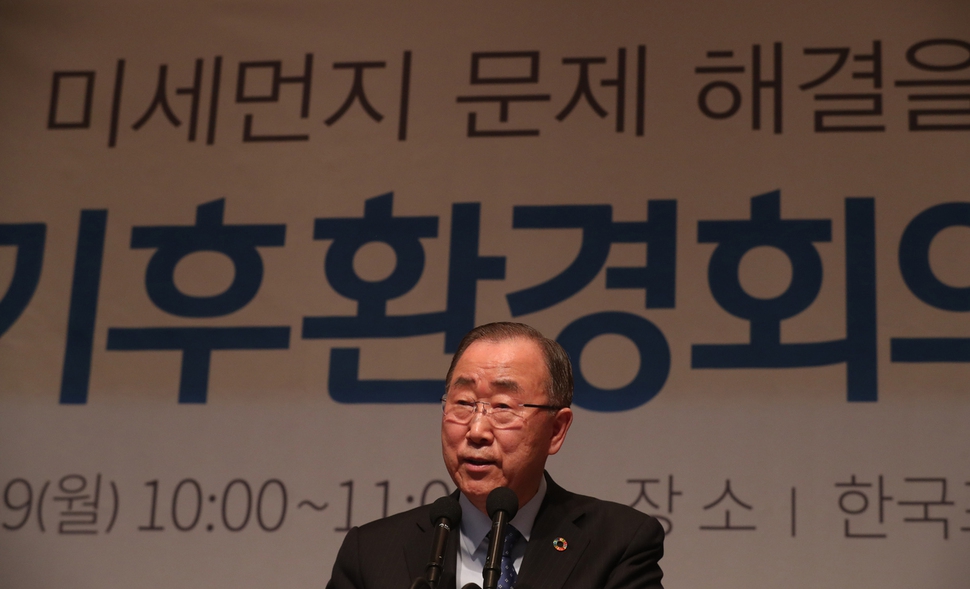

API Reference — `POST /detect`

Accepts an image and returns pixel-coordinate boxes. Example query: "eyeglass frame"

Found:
[440,394,563,425]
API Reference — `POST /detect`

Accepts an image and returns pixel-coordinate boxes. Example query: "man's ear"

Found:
[547,407,573,455]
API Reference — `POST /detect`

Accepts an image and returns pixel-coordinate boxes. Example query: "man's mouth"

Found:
[462,456,496,468]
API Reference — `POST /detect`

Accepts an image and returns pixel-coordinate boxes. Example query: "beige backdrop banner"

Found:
[1,1,969,588]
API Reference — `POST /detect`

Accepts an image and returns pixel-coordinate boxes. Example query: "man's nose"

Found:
[466,410,494,442]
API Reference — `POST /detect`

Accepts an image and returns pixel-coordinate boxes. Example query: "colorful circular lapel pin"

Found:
[552,537,568,551]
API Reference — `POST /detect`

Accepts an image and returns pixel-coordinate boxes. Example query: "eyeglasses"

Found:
[441,395,561,428]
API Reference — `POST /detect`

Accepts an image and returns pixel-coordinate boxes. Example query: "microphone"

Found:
[482,487,519,589]
[424,495,462,588]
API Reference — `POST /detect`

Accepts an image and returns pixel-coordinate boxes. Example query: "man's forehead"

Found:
[450,374,521,393]
[448,337,549,391]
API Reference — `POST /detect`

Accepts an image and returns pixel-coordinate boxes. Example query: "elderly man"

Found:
[326,322,664,589]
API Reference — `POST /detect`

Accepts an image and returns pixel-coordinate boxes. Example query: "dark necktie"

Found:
[496,525,522,589]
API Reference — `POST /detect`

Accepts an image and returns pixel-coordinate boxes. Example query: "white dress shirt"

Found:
[456,477,547,589]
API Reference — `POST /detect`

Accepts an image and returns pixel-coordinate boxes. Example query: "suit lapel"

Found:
[405,517,432,582]
[515,477,589,589]
[405,495,461,589]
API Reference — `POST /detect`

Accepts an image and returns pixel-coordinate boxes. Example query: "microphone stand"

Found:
[481,488,519,589]
[408,496,462,589]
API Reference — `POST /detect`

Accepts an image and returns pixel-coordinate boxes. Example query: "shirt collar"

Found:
[458,476,548,553]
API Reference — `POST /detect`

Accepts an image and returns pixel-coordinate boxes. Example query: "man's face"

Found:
[441,337,573,513]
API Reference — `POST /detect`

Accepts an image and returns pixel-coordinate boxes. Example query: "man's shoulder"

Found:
[556,486,654,519]
[527,477,665,589]
[544,478,664,536]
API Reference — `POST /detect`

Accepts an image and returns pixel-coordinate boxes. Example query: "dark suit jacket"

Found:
[326,473,664,589]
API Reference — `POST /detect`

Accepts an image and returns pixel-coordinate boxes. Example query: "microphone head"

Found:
[486,487,519,520]
[429,495,462,527]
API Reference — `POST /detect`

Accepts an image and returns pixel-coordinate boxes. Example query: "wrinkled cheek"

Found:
[495,434,522,455]
[442,423,464,445]
[441,426,462,468]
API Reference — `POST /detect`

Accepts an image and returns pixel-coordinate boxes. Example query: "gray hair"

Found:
[444,322,573,408]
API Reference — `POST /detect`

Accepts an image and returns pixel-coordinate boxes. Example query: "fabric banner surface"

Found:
[1,1,968,588]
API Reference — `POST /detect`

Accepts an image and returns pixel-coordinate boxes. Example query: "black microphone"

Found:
[482,487,519,589]
[424,495,462,588]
